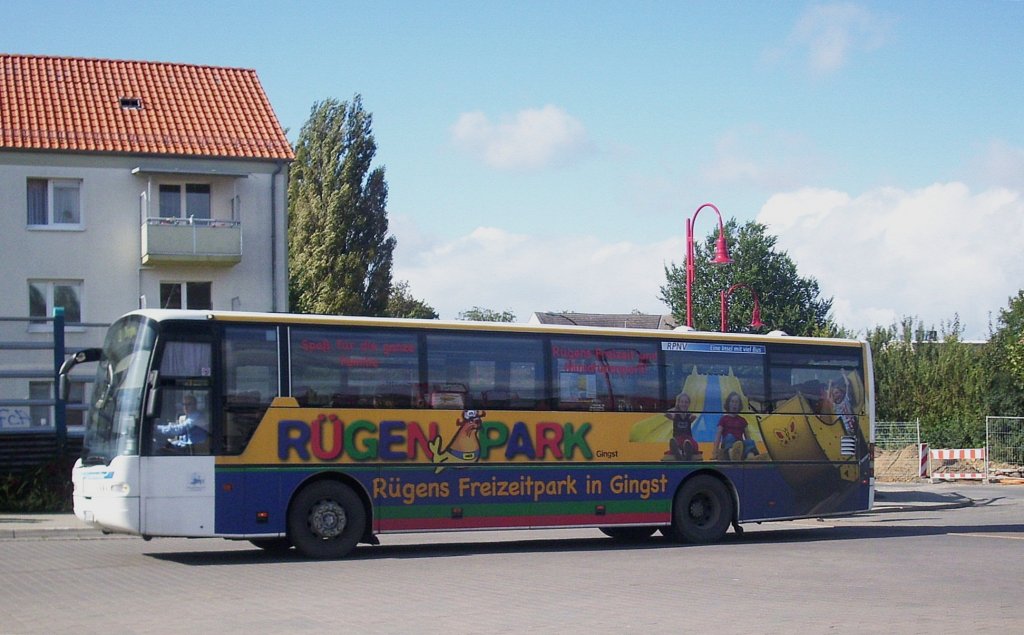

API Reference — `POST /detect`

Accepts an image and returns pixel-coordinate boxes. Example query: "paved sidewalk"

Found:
[0,482,980,540]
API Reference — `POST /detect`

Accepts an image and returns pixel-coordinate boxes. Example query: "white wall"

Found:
[0,151,289,428]
[0,151,289,332]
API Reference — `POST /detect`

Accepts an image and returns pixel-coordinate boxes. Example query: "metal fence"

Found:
[874,420,921,482]
[874,417,1024,483]
[0,309,106,469]
[987,416,1024,480]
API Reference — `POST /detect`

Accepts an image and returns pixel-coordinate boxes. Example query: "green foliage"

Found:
[0,457,75,512]
[288,95,396,316]
[985,290,1024,416]
[661,219,835,335]
[457,307,517,322]
[869,316,988,447]
[386,281,439,319]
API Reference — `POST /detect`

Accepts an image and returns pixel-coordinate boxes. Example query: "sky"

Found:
[4,1,1023,339]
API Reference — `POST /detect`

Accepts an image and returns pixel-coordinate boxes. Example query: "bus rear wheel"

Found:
[288,481,366,559]
[599,526,657,541]
[669,475,733,544]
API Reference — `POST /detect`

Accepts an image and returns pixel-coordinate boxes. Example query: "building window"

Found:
[158,183,210,220]
[26,380,87,429]
[159,184,181,218]
[27,178,82,226]
[29,280,82,325]
[65,380,88,428]
[161,282,212,310]
[29,381,52,427]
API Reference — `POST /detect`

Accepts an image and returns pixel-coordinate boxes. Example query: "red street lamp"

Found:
[720,283,765,332]
[686,203,732,328]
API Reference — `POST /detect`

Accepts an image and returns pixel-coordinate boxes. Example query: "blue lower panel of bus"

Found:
[214,461,870,537]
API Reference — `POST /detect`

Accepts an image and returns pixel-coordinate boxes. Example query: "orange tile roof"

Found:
[1,54,294,160]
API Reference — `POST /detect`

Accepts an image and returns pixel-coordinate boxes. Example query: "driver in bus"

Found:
[156,394,209,452]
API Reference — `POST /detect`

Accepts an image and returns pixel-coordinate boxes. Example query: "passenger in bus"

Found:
[666,392,701,461]
[156,394,209,453]
[714,391,759,460]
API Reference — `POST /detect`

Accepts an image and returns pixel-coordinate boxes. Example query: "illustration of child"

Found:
[666,392,701,461]
[829,375,858,436]
[714,391,759,460]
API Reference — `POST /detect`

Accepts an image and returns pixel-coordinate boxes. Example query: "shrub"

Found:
[0,456,75,512]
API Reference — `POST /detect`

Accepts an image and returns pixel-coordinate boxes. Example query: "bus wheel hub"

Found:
[310,500,346,539]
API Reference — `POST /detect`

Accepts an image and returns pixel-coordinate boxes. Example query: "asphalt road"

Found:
[1,484,1021,634]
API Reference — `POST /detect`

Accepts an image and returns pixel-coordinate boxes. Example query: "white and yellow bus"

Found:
[65,310,874,558]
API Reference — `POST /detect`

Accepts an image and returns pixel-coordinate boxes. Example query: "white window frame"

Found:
[158,182,211,220]
[27,178,84,229]
[160,281,213,310]
[28,279,84,331]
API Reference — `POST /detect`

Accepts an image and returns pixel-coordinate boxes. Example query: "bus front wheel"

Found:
[669,475,733,544]
[288,481,366,559]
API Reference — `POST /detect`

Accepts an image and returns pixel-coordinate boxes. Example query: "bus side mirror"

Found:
[59,348,102,400]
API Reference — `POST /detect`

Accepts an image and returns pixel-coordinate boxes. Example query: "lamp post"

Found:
[686,203,732,328]
[720,283,764,332]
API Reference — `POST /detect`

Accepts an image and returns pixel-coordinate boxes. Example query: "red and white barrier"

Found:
[930,448,986,461]
[919,443,929,478]
[929,448,988,482]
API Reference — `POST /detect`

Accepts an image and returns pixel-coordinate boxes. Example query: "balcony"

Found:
[141,217,241,266]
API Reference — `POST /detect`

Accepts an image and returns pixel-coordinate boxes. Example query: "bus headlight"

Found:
[107,482,130,495]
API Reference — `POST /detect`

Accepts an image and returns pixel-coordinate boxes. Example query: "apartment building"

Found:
[0,54,294,431]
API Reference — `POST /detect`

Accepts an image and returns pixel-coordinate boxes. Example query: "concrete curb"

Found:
[0,515,108,540]
[1,527,108,540]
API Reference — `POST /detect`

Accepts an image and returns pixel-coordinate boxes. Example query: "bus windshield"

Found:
[81,315,156,466]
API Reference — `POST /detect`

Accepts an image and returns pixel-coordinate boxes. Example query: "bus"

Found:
[64,309,874,558]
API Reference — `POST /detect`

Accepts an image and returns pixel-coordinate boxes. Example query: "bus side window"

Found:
[551,338,659,412]
[425,333,545,411]
[289,326,420,410]
[222,326,279,455]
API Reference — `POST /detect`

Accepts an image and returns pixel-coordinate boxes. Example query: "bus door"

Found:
[141,334,217,537]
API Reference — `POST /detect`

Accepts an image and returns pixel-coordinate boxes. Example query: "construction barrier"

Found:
[919,443,929,479]
[929,448,988,483]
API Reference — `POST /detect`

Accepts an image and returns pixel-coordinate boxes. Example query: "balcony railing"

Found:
[141,217,241,265]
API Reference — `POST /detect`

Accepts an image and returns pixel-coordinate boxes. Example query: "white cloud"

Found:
[771,2,893,75]
[391,181,1023,341]
[392,223,682,321]
[450,105,591,170]
[758,183,1024,339]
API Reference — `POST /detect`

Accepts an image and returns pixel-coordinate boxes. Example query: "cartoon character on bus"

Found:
[429,409,486,473]
[665,391,701,461]
[714,391,761,461]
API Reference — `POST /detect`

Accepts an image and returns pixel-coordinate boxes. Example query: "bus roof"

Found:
[122,309,866,348]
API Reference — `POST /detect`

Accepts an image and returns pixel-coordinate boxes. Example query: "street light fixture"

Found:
[686,203,732,328]
[720,283,765,332]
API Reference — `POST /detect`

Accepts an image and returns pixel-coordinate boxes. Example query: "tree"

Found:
[869,316,988,447]
[457,307,517,322]
[660,220,836,335]
[288,96,396,316]
[387,281,438,319]
[985,290,1024,416]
